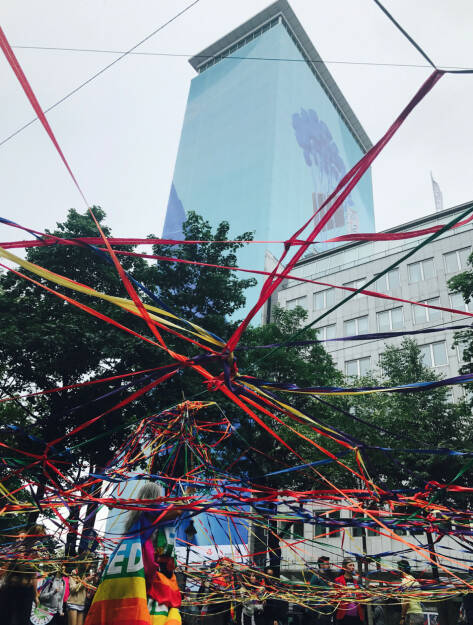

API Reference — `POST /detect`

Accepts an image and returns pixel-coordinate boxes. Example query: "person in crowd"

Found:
[240,571,265,625]
[0,559,38,624]
[397,560,423,625]
[334,558,364,625]
[308,557,335,625]
[263,567,288,625]
[372,599,385,625]
[67,563,89,625]
[85,482,185,625]
[462,566,473,625]
[198,561,237,625]
[83,567,98,616]
[39,566,67,624]
[198,577,225,625]
[198,578,212,625]
[0,524,47,624]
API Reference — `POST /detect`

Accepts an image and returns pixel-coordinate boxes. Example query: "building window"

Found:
[457,342,468,363]
[444,247,470,274]
[352,517,378,537]
[413,297,442,324]
[343,278,366,299]
[450,292,471,313]
[314,512,328,537]
[291,520,304,539]
[318,324,337,341]
[314,510,341,537]
[351,512,365,538]
[279,520,304,540]
[286,296,307,310]
[314,288,336,310]
[377,307,404,331]
[343,315,368,336]
[345,357,371,377]
[419,341,448,367]
[367,524,378,537]
[407,258,435,282]
[327,510,341,536]
[375,268,400,292]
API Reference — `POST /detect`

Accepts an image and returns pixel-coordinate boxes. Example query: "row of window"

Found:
[291,286,470,315]
[344,340,451,377]
[286,247,471,312]
[279,513,428,541]
[315,294,470,343]
[197,17,279,72]
[408,253,469,282]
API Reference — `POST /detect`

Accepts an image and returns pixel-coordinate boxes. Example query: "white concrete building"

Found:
[268,501,472,576]
[277,202,473,391]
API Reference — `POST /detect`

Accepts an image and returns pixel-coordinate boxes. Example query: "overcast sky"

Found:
[1,0,473,245]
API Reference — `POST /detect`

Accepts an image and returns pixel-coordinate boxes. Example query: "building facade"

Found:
[274,502,469,575]
[277,202,473,389]
[163,0,375,313]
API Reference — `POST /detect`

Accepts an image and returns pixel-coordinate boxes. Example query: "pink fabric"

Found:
[142,536,158,590]
[63,576,70,603]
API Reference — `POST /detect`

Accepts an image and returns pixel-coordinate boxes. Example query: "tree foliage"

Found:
[232,306,345,490]
[4,207,471,548]
[447,254,473,378]
[345,339,473,495]
[0,208,256,532]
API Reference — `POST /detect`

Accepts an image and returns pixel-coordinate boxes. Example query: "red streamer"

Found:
[224,70,444,352]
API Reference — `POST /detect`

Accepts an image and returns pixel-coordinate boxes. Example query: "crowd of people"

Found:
[188,556,440,625]
[1,519,471,625]
[0,523,107,625]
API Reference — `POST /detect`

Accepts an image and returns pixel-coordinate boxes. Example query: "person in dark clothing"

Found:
[372,600,385,625]
[0,525,47,625]
[0,561,38,625]
[464,594,473,625]
[263,568,288,625]
[198,575,232,625]
[308,557,335,625]
[462,567,473,625]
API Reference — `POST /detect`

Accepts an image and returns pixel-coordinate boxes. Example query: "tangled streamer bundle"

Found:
[2,7,473,625]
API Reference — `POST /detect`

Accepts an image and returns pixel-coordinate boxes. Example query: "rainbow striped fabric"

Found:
[84,532,182,625]
[85,534,151,625]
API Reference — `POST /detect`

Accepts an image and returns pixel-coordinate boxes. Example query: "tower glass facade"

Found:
[163,4,375,315]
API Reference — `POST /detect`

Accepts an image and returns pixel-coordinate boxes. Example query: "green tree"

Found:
[345,338,473,493]
[226,306,345,571]
[345,339,472,625]
[447,256,473,378]
[232,306,345,488]
[0,207,255,545]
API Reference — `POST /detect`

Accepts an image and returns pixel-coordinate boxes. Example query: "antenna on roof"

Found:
[430,171,444,213]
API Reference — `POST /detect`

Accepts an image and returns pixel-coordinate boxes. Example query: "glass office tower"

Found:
[163,0,375,316]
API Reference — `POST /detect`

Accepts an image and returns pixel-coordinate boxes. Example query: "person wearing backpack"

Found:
[39,568,67,623]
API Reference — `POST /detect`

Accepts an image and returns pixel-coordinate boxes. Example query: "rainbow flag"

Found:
[85,516,182,625]
[84,534,151,625]
[149,601,181,625]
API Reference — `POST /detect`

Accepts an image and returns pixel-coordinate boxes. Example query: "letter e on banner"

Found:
[108,542,128,575]
[127,542,143,573]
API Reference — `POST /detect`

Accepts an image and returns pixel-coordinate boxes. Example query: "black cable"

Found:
[5,5,473,150]
[373,0,437,69]
[0,0,201,148]
[10,44,473,72]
